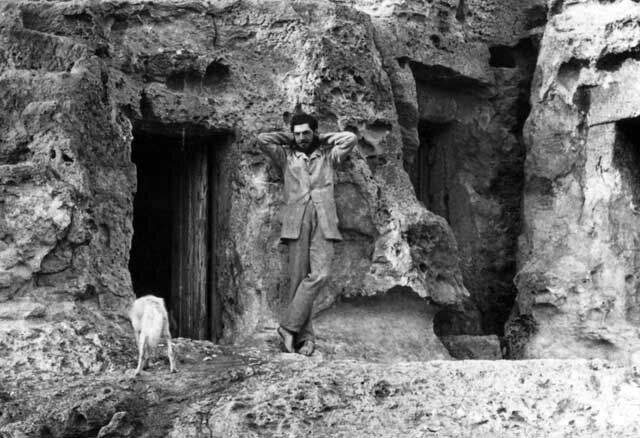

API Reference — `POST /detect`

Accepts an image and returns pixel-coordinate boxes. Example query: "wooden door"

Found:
[208,147,224,341]
[171,143,210,340]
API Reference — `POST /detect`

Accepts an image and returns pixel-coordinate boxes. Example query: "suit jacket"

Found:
[256,131,358,241]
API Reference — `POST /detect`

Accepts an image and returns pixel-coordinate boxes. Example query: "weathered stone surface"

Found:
[0,0,473,362]
[3,336,640,438]
[314,288,451,361]
[512,0,640,360]
[0,338,262,438]
[9,0,640,437]
[0,309,132,382]
[342,0,544,334]
[171,355,640,437]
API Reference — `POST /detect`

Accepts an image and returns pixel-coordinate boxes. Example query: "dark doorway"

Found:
[129,127,227,341]
[417,120,452,217]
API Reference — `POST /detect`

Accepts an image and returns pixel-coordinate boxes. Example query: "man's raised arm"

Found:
[255,131,294,170]
[320,131,358,163]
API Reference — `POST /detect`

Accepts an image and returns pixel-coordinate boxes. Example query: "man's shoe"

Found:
[297,340,315,356]
[277,326,295,353]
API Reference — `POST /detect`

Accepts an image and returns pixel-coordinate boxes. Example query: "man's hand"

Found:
[255,131,294,170]
[319,131,358,146]
[318,131,357,160]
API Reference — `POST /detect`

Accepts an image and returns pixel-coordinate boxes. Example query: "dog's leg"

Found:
[167,339,177,373]
[135,332,146,375]
[163,323,177,373]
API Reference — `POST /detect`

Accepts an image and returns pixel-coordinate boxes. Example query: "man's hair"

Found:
[290,113,318,132]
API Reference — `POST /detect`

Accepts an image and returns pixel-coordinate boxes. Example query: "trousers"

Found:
[280,201,334,345]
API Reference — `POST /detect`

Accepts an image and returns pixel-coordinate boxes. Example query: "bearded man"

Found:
[256,113,357,355]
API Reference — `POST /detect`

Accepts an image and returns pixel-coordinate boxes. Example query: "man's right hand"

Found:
[256,131,293,170]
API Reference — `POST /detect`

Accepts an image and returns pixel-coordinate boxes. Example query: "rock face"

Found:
[8,1,640,433]
[348,0,545,335]
[0,0,488,368]
[511,0,640,360]
[314,288,452,361]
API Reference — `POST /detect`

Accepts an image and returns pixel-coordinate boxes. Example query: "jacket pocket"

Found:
[280,203,307,240]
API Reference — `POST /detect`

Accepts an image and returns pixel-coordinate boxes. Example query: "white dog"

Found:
[129,295,177,375]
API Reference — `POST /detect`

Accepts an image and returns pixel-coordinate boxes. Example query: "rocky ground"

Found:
[2,330,640,438]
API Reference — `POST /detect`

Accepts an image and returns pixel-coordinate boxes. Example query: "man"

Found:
[256,113,357,355]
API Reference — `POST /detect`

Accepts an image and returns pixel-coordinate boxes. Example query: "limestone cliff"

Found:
[511,0,640,360]
[355,0,544,335]
[0,0,479,369]
[6,0,640,437]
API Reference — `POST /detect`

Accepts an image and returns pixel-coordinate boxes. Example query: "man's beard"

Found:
[294,135,319,154]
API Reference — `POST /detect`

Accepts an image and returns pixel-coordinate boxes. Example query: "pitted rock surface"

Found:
[512,0,640,360]
[0,0,473,356]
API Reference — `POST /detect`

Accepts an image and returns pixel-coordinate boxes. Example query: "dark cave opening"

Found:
[416,120,452,218]
[130,131,174,305]
[129,126,230,340]
[614,117,640,207]
[407,45,536,340]
[489,45,517,69]
[415,113,525,337]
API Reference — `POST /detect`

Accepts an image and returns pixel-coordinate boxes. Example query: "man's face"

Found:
[292,123,315,151]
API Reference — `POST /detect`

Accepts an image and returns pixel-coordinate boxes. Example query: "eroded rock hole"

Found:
[165,61,230,92]
[129,126,230,340]
[455,0,465,22]
[596,46,640,72]
[1,139,33,164]
[573,85,592,115]
[524,4,548,29]
[203,61,230,90]
[557,58,588,92]
[549,0,564,16]
[166,68,202,91]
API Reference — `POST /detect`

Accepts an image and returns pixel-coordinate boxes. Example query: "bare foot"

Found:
[277,326,295,353]
[297,341,315,356]
[128,368,145,378]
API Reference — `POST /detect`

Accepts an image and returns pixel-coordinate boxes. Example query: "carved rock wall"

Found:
[512,0,640,360]
[345,0,545,334]
[0,0,474,367]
